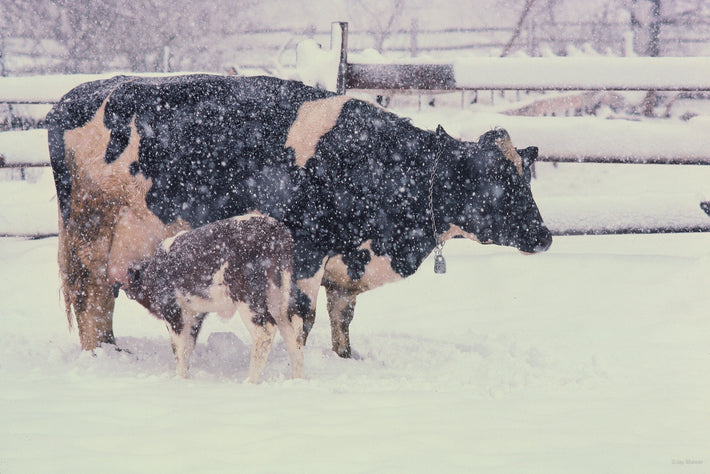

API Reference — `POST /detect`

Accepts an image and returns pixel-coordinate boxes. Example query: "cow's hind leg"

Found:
[59,222,117,351]
[325,284,357,358]
[237,302,278,384]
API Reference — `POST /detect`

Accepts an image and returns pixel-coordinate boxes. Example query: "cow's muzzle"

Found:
[518,227,553,254]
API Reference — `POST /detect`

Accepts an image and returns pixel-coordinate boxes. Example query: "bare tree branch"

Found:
[501,0,537,57]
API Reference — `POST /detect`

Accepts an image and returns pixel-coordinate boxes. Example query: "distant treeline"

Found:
[2,20,710,77]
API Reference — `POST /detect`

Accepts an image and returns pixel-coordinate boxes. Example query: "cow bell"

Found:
[433,246,447,274]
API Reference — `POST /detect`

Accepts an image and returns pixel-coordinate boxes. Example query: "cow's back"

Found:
[48,74,335,229]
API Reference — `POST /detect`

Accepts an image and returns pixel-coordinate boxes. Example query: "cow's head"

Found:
[436,126,552,254]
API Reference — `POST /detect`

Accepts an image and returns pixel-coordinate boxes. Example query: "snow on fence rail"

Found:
[343,58,710,92]
[0,130,49,168]
[0,72,215,104]
[329,22,710,93]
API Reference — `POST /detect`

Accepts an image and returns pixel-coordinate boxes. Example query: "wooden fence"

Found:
[2,27,710,235]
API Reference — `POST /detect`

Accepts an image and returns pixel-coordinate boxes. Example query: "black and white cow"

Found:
[123,214,303,382]
[47,74,552,355]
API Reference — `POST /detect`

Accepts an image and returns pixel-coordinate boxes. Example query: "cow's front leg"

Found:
[325,284,356,358]
[291,263,326,347]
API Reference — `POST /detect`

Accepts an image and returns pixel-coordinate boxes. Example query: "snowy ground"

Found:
[1,164,709,474]
[1,232,708,473]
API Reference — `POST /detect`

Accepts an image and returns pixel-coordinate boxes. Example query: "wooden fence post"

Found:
[334,22,348,95]
[410,19,419,57]
[0,29,5,77]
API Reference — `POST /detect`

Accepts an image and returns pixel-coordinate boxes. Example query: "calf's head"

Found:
[123,260,152,306]
[436,126,552,254]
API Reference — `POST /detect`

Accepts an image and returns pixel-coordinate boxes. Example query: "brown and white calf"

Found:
[123,214,304,383]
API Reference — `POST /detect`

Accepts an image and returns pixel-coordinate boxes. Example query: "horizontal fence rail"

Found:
[537,155,710,166]
[344,57,710,92]
[330,22,710,93]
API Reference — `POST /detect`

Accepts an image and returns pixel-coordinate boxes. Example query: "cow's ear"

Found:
[518,146,538,169]
[517,146,538,184]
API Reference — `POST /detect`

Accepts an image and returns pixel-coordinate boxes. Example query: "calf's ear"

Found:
[127,266,142,285]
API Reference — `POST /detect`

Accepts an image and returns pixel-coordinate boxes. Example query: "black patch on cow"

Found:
[342,249,371,281]
[437,132,551,253]
[292,287,312,321]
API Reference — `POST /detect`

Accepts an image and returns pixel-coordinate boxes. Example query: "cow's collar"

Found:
[428,142,447,274]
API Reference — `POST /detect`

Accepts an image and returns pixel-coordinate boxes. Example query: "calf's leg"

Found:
[166,309,206,378]
[237,302,278,384]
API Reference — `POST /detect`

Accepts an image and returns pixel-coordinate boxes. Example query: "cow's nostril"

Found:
[535,229,553,253]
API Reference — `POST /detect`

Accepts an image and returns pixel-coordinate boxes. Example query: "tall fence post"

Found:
[0,29,6,77]
[162,45,171,73]
[333,22,348,95]
[410,19,419,57]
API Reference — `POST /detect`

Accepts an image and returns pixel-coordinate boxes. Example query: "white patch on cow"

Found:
[285,95,351,167]
[495,132,524,177]
[265,269,304,379]
[440,224,483,244]
[230,212,269,223]
[323,241,403,294]
[291,314,304,342]
[161,230,188,253]
[108,207,189,285]
[65,104,150,197]
[176,262,237,320]
[295,256,328,302]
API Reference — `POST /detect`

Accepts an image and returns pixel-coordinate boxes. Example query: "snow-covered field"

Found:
[1,231,709,473]
[1,166,709,474]
[1,71,709,472]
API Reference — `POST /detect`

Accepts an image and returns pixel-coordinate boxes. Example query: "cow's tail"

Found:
[47,120,74,330]
[57,223,75,330]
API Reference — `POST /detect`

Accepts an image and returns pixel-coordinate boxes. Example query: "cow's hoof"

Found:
[89,342,132,357]
[113,345,133,355]
[335,347,352,359]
